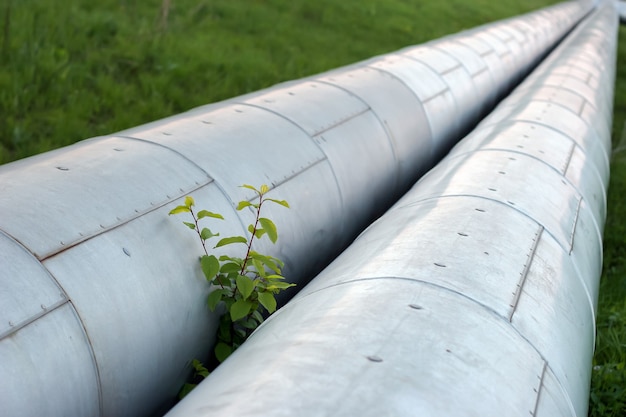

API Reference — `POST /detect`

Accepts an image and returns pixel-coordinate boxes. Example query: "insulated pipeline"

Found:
[165,1,616,417]
[0,2,594,417]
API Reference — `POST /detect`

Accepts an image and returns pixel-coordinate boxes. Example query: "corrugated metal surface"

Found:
[166,2,615,416]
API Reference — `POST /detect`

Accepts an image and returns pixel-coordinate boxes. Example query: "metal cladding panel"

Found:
[0,136,210,260]
[116,104,326,204]
[447,121,607,220]
[402,46,480,132]
[0,232,66,338]
[41,186,241,417]
[239,81,369,137]
[482,101,611,179]
[312,111,396,226]
[298,197,545,319]
[367,55,457,154]
[536,368,578,417]
[513,235,595,417]
[317,67,434,189]
[167,280,559,417]
[409,151,586,253]
[454,35,509,95]
[0,304,100,417]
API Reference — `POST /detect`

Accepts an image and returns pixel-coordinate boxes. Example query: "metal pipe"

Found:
[164,1,616,416]
[0,2,592,417]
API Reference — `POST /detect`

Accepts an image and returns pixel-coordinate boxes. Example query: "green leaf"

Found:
[249,252,283,273]
[236,275,255,300]
[178,383,196,399]
[197,210,224,220]
[215,236,247,247]
[251,310,264,324]
[200,255,219,281]
[266,198,290,208]
[258,291,277,313]
[168,205,190,215]
[240,184,259,193]
[207,289,224,311]
[200,228,219,241]
[252,258,266,278]
[183,221,196,230]
[214,274,232,287]
[230,299,253,321]
[239,317,259,330]
[237,201,254,211]
[214,342,233,363]
[267,282,296,291]
[260,184,270,194]
[259,218,278,243]
[191,359,209,378]
[220,262,241,274]
[184,196,195,208]
[254,228,267,239]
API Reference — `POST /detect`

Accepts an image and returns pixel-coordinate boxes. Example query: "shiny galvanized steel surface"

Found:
[166,2,615,417]
[0,1,593,417]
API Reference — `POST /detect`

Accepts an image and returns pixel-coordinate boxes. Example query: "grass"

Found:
[2,1,623,416]
[588,24,626,417]
[1,0,562,164]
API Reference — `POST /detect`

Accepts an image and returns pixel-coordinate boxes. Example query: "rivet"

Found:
[162,132,172,136]
[488,187,497,191]
[8,321,14,327]
[484,251,489,255]
[113,148,124,152]
[201,120,212,124]
[475,208,486,212]
[509,157,517,161]
[408,304,423,310]
[288,92,295,96]
[517,145,524,149]
[367,355,383,363]
[498,171,506,174]
[434,263,447,268]
[508,201,515,205]
[56,166,69,171]
[100,224,105,229]
[457,232,468,237]
[235,109,243,113]
[60,241,65,246]
[41,304,47,310]
[123,248,131,257]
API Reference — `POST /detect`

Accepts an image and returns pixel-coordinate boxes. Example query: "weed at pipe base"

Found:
[169,184,293,398]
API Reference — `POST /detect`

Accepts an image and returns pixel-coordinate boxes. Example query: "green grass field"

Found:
[1,1,624,415]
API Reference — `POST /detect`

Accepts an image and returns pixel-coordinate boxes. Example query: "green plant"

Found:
[169,184,293,388]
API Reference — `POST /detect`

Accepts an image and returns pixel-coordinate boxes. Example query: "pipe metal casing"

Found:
[165,1,616,416]
[0,2,592,416]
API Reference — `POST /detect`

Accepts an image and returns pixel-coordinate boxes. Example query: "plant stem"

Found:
[240,192,263,276]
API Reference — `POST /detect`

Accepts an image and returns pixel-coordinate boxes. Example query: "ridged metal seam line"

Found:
[569,196,583,256]
[0,297,68,341]
[397,193,599,327]
[313,76,408,181]
[431,44,489,79]
[37,178,213,262]
[382,54,450,102]
[232,86,372,137]
[508,225,544,322]
[560,140,577,175]
[531,361,549,417]
[446,141,607,222]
